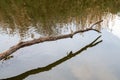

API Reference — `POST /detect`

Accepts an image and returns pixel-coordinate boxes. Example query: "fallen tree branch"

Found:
[0,20,103,60]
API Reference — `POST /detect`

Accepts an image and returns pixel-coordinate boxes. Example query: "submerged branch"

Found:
[0,20,103,60]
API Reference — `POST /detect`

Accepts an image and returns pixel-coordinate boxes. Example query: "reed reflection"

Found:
[0,0,120,38]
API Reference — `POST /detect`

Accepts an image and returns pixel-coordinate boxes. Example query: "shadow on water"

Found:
[1,35,102,80]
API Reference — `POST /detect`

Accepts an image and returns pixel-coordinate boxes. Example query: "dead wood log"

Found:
[0,20,103,60]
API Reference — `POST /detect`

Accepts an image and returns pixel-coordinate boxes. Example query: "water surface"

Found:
[0,1,120,80]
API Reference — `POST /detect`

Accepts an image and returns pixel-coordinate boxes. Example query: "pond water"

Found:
[0,1,120,80]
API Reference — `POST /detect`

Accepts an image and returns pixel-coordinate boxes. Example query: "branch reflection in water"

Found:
[2,36,102,80]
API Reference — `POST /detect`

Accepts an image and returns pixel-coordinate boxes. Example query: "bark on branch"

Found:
[0,20,103,60]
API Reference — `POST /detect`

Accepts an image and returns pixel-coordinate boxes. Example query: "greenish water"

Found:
[0,0,120,38]
[0,0,120,80]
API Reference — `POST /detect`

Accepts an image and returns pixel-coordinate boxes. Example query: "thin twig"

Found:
[90,20,103,28]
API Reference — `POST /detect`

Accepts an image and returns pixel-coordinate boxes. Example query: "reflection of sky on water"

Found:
[0,30,120,80]
[108,15,120,39]
[0,19,120,80]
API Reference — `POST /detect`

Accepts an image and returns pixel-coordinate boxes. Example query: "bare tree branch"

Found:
[0,20,103,60]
